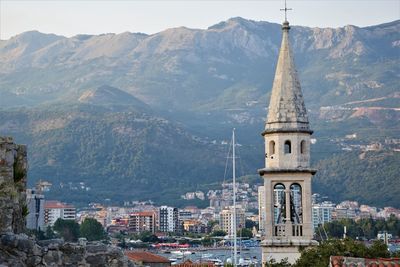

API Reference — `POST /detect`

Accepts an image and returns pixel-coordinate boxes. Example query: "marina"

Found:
[154,247,262,266]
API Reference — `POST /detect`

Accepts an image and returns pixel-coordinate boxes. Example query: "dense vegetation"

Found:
[39,218,106,242]
[315,215,400,240]
[314,151,400,207]
[80,218,107,241]
[295,239,393,267]
[0,103,399,208]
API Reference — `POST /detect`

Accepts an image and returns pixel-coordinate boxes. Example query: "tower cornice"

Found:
[258,167,317,176]
[261,128,313,136]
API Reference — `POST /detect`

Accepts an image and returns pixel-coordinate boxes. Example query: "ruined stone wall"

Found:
[0,137,28,234]
[0,234,135,267]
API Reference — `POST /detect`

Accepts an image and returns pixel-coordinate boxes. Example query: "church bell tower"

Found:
[258,19,318,264]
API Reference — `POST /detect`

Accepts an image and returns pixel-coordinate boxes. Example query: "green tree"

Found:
[245,219,258,229]
[201,236,213,247]
[44,226,57,239]
[294,238,389,267]
[266,258,291,267]
[210,230,227,237]
[317,217,400,240]
[53,218,80,242]
[80,218,107,241]
[237,228,253,239]
[138,231,159,243]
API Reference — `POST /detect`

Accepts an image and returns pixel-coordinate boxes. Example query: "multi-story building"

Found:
[178,210,193,221]
[182,219,209,234]
[44,200,76,226]
[258,186,266,234]
[188,223,210,234]
[333,207,356,220]
[26,188,45,231]
[159,206,179,233]
[219,206,245,237]
[312,201,335,229]
[129,211,156,234]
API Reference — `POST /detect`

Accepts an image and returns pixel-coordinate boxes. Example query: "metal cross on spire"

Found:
[280,0,292,22]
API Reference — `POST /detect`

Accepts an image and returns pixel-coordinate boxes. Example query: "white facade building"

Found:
[26,189,45,231]
[312,201,335,229]
[159,206,179,233]
[44,200,76,226]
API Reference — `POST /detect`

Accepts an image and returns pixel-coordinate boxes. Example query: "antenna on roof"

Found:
[280,0,292,22]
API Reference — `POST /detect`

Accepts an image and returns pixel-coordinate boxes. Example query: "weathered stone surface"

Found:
[16,237,35,252]
[86,243,107,253]
[1,233,18,248]
[42,249,62,266]
[26,255,42,266]
[265,22,310,132]
[37,238,64,248]
[1,235,136,267]
[86,254,106,266]
[0,137,27,235]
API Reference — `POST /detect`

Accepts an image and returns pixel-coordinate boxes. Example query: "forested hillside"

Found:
[0,18,398,207]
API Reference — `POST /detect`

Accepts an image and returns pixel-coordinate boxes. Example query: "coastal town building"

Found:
[219,206,245,237]
[312,201,335,229]
[129,211,156,234]
[159,206,180,233]
[44,200,76,226]
[26,188,45,231]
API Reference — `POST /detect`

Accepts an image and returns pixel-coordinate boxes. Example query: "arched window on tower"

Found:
[269,141,275,155]
[290,183,302,224]
[300,140,306,154]
[273,183,286,224]
[284,140,291,154]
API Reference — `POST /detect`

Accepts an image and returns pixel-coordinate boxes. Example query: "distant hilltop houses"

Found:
[330,136,400,152]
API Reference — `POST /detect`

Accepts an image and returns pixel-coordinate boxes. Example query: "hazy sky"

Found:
[0,0,399,40]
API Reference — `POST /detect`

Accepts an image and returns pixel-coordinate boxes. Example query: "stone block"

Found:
[42,250,62,266]
[86,254,106,266]
[26,255,42,266]
[1,233,18,248]
[86,243,107,253]
[16,237,35,252]
[38,238,64,248]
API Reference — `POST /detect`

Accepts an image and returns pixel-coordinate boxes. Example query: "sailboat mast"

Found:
[232,128,237,267]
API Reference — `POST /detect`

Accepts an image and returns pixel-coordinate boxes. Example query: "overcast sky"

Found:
[0,0,399,40]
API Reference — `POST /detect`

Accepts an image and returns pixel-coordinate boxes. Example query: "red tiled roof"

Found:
[125,251,170,263]
[330,256,400,267]
[130,211,156,216]
[44,200,74,209]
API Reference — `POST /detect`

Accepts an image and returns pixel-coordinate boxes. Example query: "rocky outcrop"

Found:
[0,136,27,234]
[0,233,135,267]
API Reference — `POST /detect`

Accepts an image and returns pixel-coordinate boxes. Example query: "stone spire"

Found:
[264,21,310,134]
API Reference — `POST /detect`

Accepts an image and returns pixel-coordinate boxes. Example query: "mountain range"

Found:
[0,18,399,207]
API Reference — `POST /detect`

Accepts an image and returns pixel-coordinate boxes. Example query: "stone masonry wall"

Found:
[0,234,135,267]
[0,136,27,234]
